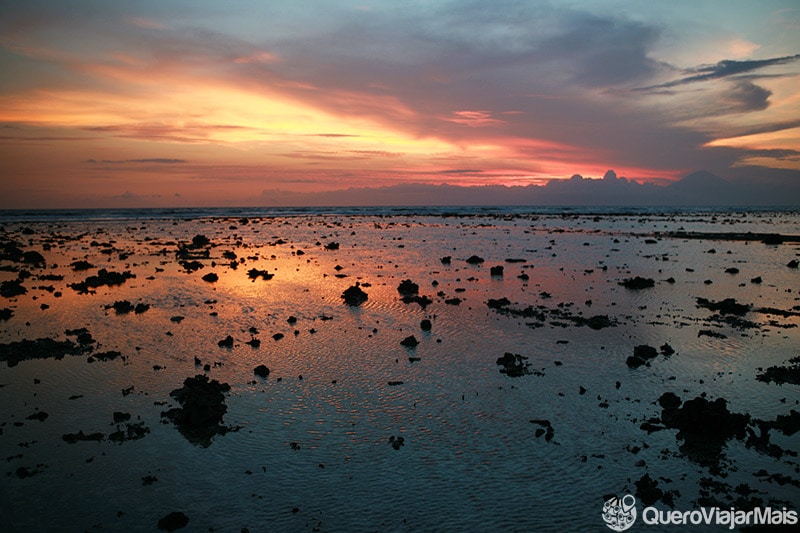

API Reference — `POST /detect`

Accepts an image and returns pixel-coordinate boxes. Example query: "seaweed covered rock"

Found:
[161,375,232,447]
[496,352,531,377]
[618,276,655,290]
[626,345,658,368]
[397,279,419,297]
[342,283,368,306]
[696,297,751,316]
[659,394,749,472]
[400,335,419,348]
[0,279,27,298]
[69,269,135,294]
[157,511,189,531]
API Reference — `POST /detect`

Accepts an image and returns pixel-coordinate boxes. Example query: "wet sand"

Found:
[1,209,798,531]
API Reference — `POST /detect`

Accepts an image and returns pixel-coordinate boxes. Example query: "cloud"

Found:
[85,158,187,164]
[636,54,800,90]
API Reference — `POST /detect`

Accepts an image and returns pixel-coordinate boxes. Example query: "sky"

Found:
[0,0,799,208]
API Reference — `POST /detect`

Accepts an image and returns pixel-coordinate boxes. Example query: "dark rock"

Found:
[110,300,134,314]
[397,279,419,297]
[161,375,232,447]
[272,333,284,341]
[444,297,462,305]
[247,268,274,281]
[245,337,261,347]
[388,435,405,450]
[400,335,419,348]
[490,265,504,276]
[201,272,218,283]
[750,276,762,284]
[466,255,484,265]
[21,251,46,264]
[0,279,27,298]
[0,337,87,367]
[530,419,555,442]
[788,260,799,269]
[0,308,13,320]
[70,269,135,294]
[496,352,531,377]
[26,411,49,422]
[440,256,451,265]
[420,319,432,331]
[618,277,655,290]
[191,235,210,247]
[254,365,270,378]
[157,511,189,531]
[626,345,659,368]
[635,474,665,506]
[400,294,432,308]
[70,260,94,271]
[725,267,739,274]
[660,394,749,472]
[660,343,675,356]
[487,297,511,309]
[62,430,105,444]
[342,283,368,306]
[698,329,727,339]
[696,297,751,316]
[325,242,339,250]
[113,412,131,423]
[217,335,234,348]
[757,357,800,385]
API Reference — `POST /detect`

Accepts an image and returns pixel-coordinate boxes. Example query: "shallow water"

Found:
[1,209,799,531]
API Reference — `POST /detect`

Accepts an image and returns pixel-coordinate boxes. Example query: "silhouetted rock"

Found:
[696,297,751,316]
[530,419,554,442]
[70,260,94,271]
[161,375,232,447]
[440,256,451,265]
[21,251,45,264]
[400,335,419,348]
[397,279,419,296]
[247,268,274,281]
[157,511,189,531]
[325,242,339,250]
[70,269,135,293]
[110,300,135,314]
[0,308,12,320]
[217,335,234,347]
[420,319,432,331]
[490,265,504,276]
[788,260,799,269]
[757,356,800,385]
[466,255,484,265]
[0,337,87,367]
[496,352,531,377]
[487,297,511,309]
[660,394,749,472]
[254,364,270,378]
[388,435,405,450]
[342,283,368,306]
[201,272,218,283]
[62,430,105,443]
[0,279,27,297]
[619,277,655,290]
[626,345,659,368]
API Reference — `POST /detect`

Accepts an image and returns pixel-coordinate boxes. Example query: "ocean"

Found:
[1,206,798,531]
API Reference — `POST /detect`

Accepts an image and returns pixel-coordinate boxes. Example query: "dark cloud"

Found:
[86,158,187,164]
[720,81,772,113]
[636,54,800,90]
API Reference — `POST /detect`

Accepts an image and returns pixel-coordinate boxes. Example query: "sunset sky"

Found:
[1,0,799,208]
